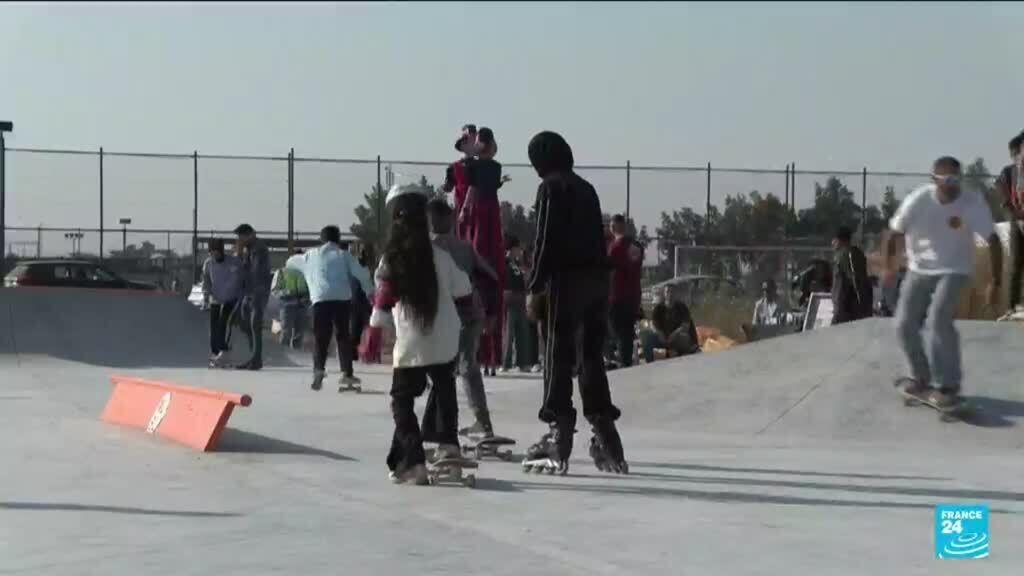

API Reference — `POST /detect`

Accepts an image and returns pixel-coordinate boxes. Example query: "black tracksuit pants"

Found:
[387,360,459,472]
[539,271,621,425]
[209,301,237,355]
[609,302,637,367]
[312,300,354,376]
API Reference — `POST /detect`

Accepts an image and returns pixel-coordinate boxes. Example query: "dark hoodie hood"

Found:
[528,131,574,178]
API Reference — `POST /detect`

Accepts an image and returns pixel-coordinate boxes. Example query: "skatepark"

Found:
[2,286,1023,575]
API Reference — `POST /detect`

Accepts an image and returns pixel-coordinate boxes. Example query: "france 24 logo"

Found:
[935,504,989,559]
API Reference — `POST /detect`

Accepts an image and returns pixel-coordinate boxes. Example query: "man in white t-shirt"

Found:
[883,156,1003,408]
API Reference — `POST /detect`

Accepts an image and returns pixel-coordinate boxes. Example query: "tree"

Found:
[792,176,862,239]
[962,158,1005,222]
[350,183,388,250]
[501,201,537,248]
[350,176,443,249]
[880,186,900,221]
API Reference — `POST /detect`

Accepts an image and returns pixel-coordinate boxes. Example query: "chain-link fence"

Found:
[1,145,1005,281]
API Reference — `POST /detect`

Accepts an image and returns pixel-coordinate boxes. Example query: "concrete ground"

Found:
[2,288,1023,575]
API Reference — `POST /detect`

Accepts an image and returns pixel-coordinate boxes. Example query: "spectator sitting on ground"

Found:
[742,279,787,341]
[639,284,700,363]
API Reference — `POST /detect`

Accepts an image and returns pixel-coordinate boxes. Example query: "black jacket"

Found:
[526,131,609,293]
[832,245,873,323]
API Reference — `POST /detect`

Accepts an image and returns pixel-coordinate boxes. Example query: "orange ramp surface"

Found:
[100,375,252,451]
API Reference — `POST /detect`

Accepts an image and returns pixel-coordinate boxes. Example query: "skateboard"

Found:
[895,379,975,422]
[338,382,362,393]
[426,457,478,488]
[461,435,516,461]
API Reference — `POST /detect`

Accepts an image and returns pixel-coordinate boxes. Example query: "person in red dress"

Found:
[461,127,508,376]
[443,124,478,240]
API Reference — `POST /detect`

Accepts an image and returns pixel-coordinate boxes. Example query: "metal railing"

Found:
[0,144,1001,278]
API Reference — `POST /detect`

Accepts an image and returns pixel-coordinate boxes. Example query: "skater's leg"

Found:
[312,302,332,373]
[332,300,354,378]
[240,294,267,367]
[387,366,429,473]
[893,271,936,387]
[640,329,665,364]
[501,304,513,371]
[209,303,224,355]
[927,274,968,395]
[513,303,532,370]
[538,281,578,424]
[579,293,621,422]
[421,360,459,445]
[458,319,491,430]
[1010,224,1024,310]
[426,360,460,446]
[350,298,365,362]
[611,303,636,367]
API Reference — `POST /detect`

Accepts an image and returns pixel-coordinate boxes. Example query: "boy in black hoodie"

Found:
[522,131,627,475]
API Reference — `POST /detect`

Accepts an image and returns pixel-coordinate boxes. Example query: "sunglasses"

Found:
[932,174,961,186]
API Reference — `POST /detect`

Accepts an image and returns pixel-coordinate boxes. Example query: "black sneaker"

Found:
[311,370,325,391]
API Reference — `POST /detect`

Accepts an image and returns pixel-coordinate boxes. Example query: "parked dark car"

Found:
[3,260,159,290]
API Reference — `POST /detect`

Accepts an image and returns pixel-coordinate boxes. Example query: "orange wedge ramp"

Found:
[100,375,252,452]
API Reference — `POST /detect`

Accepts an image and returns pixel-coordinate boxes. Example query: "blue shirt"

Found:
[286,243,373,305]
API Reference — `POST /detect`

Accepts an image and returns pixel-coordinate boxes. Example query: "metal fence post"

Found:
[861,166,868,245]
[288,148,295,253]
[376,155,382,249]
[99,147,104,262]
[192,151,199,283]
[0,131,6,271]
[791,162,796,215]
[705,162,712,236]
[625,160,631,220]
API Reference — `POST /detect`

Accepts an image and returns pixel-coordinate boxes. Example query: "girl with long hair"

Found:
[372,182,473,485]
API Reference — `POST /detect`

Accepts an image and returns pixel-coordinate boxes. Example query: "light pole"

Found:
[119,217,132,255]
[64,231,84,257]
[1,121,13,273]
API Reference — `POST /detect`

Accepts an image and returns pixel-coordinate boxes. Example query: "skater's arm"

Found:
[988,233,1003,289]
[442,164,455,193]
[528,183,563,293]
[882,231,904,278]
[347,252,375,298]
[201,259,213,306]
[472,249,498,282]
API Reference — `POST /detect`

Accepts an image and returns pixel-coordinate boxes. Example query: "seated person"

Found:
[640,284,700,363]
[742,279,788,341]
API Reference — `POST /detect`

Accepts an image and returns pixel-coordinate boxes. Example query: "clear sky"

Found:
[2,2,1023,255]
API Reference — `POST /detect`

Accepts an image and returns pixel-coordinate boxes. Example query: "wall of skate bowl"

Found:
[0,287,298,369]
[604,318,1024,448]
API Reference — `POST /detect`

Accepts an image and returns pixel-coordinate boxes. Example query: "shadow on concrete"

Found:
[0,501,240,518]
[954,396,1024,428]
[614,470,1024,503]
[627,461,950,481]
[507,480,1020,514]
[427,477,524,493]
[217,428,356,462]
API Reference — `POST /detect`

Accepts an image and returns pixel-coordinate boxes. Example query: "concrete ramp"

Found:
[608,318,1024,449]
[0,287,212,368]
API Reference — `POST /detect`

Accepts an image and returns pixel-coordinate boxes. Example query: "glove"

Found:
[370,307,395,330]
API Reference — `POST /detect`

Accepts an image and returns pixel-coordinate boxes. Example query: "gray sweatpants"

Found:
[894,271,968,393]
[458,317,491,426]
